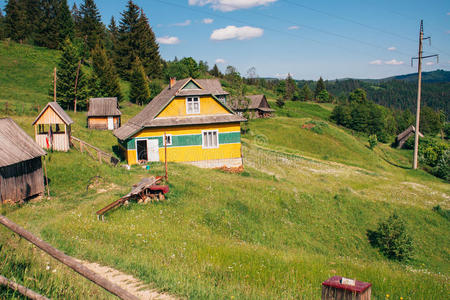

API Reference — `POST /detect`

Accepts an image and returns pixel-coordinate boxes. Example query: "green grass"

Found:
[0,42,449,299]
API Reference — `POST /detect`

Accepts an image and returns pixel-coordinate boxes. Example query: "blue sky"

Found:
[3,0,449,80]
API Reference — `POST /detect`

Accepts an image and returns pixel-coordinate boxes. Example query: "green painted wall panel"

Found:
[125,131,240,149]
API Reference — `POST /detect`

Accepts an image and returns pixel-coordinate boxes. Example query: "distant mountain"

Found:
[358,70,450,84]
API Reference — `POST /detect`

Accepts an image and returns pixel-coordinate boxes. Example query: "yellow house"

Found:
[114,78,246,168]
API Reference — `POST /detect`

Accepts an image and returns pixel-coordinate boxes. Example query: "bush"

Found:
[368,134,378,150]
[368,212,413,261]
[433,150,449,181]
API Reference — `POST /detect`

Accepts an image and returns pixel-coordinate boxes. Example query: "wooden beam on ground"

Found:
[0,274,49,300]
[0,215,139,300]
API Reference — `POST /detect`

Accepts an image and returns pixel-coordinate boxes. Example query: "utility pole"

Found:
[411,20,438,170]
[53,67,57,102]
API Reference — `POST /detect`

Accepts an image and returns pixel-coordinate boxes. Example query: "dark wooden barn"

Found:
[87,98,122,130]
[0,118,46,204]
[231,94,274,119]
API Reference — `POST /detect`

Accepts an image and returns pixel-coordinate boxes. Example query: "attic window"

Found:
[186,97,200,114]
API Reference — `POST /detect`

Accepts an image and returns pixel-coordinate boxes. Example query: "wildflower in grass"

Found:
[386,294,390,299]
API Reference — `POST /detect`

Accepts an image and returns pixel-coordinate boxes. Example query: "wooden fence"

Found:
[0,214,139,300]
[70,136,119,166]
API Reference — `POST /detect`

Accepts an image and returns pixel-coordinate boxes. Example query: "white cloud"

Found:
[189,0,277,12]
[215,58,226,64]
[425,61,435,66]
[385,59,404,65]
[211,25,263,40]
[173,20,191,26]
[388,46,396,51]
[202,18,214,24]
[288,25,299,30]
[369,60,383,65]
[156,36,180,45]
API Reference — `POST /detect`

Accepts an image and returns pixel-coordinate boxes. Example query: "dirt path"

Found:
[77,260,178,300]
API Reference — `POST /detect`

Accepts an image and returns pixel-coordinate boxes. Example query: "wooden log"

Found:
[0,274,49,300]
[0,215,139,300]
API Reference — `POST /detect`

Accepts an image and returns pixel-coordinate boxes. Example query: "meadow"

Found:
[0,41,449,299]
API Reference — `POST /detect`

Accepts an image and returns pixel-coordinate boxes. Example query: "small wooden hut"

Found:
[231,94,274,119]
[32,102,73,152]
[396,125,424,148]
[0,118,46,204]
[87,97,121,130]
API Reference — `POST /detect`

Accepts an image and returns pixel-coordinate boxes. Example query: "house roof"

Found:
[114,78,245,140]
[87,97,122,117]
[0,118,46,167]
[397,125,424,141]
[32,102,74,125]
[231,94,275,111]
[195,79,229,96]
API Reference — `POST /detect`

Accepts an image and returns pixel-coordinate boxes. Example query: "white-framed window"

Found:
[186,97,200,114]
[164,134,172,146]
[202,130,219,149]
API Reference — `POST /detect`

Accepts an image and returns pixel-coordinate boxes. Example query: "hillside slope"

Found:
[0,42,448,299]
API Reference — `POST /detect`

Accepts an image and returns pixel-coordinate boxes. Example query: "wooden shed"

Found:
[32,102,73,152]
[396,125,424,148]
[87,97,121,130]
[0,118,46,204]
[231,94,274,119]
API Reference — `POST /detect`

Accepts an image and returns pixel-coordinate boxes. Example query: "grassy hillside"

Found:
[0,42,449,299]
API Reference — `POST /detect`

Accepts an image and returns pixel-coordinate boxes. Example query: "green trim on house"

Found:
[126,131,240,149]
[183,81,201,90]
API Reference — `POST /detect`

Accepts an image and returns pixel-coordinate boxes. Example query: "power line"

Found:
[152,0,413,62]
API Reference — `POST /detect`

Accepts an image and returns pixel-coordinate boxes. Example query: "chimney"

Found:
[169,77,176,89]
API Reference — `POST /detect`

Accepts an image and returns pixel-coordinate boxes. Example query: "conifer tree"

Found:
[106,16,118,56]
[136,9,162,78]
[71,3,82,29]
[116,1,161,79]
[55,39,88,110]
[129,57,150,105]
[285,73,297,101]
[4,0,27,42]
[0,9,5,40]
[299,84,313,101]
[210,64,221,77]
[78,0,104,51]
[36,0,74,49]
[23,0,40,41]
[90,44,123,101]
[314,76,326,101]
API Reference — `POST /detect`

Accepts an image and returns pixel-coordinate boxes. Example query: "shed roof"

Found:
[87,98,122,117]
[32,102,74,125]
[114,78,244,140]
[397,125,424,141]
[0,118,46,167]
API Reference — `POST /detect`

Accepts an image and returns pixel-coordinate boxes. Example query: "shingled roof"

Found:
[87,97,122,117]
[196,79,229,96]
[0,118,46,167]
[231,94,274,111]
[114,78,245,140]
[32,102,73,125]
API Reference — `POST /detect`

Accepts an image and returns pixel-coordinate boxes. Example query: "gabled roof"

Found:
[231,94,274,111]
[195,79,229,96]
[32,102,74,125]
[114,78,245,140]
[0,118,46,167]
[87,97,122,117]
[397,125,424,141]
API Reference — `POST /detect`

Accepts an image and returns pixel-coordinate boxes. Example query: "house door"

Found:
[147,139,159,162]
[107,117,114,130]
[137,140,148,161]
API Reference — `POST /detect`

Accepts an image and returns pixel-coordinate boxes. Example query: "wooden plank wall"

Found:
[0,157,45,203]
[35,107,64,125]
[36,133,70,151]
[88,117,120,130]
